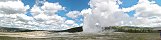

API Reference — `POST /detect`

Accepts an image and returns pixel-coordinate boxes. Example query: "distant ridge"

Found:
[0,26,158,33]
[49,27,83,33]
[0,27,32,32]
[0,26,83,33]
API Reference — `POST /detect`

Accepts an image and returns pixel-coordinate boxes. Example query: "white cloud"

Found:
[72,23,79,27]
[120,0,161,27]
[0,1,27,14]
[41,2,65,16]
[29,2,73,30]
[0,0,33,28]
[0,1,31,28]
[30,6,42,16]
[31,2,64,16]
[81,8,92,16]
[33,13,49,21]
[0,1,78,30]
[64,20,80,28]
[65,20,75,24]
[17,14,34,22]
[66,11,81,19]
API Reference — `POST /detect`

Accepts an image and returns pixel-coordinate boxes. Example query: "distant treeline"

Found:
[0,26,159,33]
[108,26,159,33]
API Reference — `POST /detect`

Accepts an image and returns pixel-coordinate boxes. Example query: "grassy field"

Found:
[0,31,159,40]
[110,33,160,40]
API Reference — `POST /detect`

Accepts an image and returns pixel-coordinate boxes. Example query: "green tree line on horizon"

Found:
[109,26,159,33]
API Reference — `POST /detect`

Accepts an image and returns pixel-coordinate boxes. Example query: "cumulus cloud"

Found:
[31,2,64,16]
[0,0,35,29]
[122,0,161,17]
[81,8,92,16]
[65,20,75,24]
[66,11,81,19]
[120,0,161,27]
[17,14,34,22]
[0,1,28,14]
[28,2,69,30]
[64,20,80,28]
[41,2,65,15]
[30,5,42,16]
[0,0,29,27]
[0,0,76,30]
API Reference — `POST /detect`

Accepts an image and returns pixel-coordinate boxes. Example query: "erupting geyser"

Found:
[82,0,161,33]
[83,14,104,33]
[82,0,124,33]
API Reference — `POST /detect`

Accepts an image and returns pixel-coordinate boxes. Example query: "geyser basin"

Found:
[0,0,161,33]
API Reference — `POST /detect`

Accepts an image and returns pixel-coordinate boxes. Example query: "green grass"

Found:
[111,33,160,40]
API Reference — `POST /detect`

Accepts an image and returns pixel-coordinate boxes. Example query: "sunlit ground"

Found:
[0,31,159,40]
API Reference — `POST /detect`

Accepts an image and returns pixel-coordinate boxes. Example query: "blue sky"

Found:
[119,0,161,17]
[21,0,161,25]
[21,0,90,25]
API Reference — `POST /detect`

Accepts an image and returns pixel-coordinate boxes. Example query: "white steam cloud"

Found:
[83,0,161,33]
